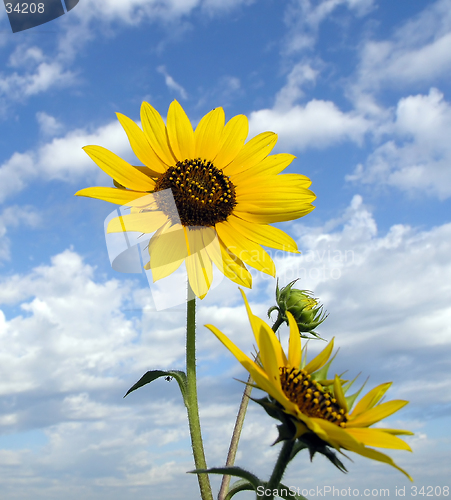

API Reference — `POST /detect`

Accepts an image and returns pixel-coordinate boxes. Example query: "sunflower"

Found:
[206,289,413,480]
[75,101,315,298]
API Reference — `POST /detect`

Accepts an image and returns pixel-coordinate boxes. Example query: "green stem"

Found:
[185,289,213,500]
[218,312,286,500]
[263,439,295,499]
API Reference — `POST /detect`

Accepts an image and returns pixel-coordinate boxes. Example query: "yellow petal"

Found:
[140,101,175,165]
[308,417,357,449]
[234,204,315,224]
[167,100,195,161]
[216,221,275,276]
[75,187,149,205]
[107,210,168,234]
[351,382,392,417]
[83,146,155,192]
[235,173,312,194]
[346,428,412,451]
[185,227,213,299]
[146,222,187,280]
[186,249,213,299]
[333,374,349,413]
[239,288,264,340]
[350,445,413,481]
[379,429,415,436]
[213,114,248,169]
[231,154,296,183]
[204,232,252,288]
[255,321,284,389]
[287,311,302,369]
[194,107,225,161]
[349,400,409,428]
[206,323,294,411]
[304,338,335,374]
[228,215,299,253]
[116,113,166,175]
[224,132,278,176]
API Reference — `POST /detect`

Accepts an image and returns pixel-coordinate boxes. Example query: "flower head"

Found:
[206,290,413,480]
[76,101,315,298]
[269,279,328,338]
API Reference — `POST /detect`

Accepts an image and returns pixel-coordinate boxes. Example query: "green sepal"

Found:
[254,395,348,474]
[190,466,262,492]
[344,376,368,410]
[295,433,348,474]
[267,305,279,318]
[124,370,187,402]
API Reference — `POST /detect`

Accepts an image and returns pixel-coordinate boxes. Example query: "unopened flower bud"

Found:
[268,280,328,338]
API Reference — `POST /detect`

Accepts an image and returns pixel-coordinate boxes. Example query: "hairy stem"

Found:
[185,289,213,500]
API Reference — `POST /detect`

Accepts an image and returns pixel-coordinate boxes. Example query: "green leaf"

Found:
[124,370,187,401]
[224,479,256,500]
[190,466,262,491]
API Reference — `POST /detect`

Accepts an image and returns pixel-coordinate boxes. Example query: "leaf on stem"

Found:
[124,369,187,401]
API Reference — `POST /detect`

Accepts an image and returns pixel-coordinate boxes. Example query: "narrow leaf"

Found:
[124,370,187,401]
[225,479,256,500]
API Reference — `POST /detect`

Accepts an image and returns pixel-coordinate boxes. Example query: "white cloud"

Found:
[0,118,135,203]
[0,197,449,495]
[351,0,451,108]
[249,99,370,150]
[347,88,451,199]
[71,0,252,25]
[274,62,318,110]
[157,65,188,100]
[0,46,76,104]
[36,112,64,137]
[283,0,375,52]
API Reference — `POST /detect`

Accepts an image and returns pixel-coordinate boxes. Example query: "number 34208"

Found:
[5,3,45,13]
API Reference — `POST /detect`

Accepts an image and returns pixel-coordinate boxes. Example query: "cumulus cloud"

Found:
[274,62,318,110]
[347,88,451,199]
[36,112,64,137]
[0,46,76,105]
[351,0,451,109]
[0,118,135,203]
[249,99,370,150]
[1,196,449,495]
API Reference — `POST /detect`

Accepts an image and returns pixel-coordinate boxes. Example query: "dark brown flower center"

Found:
[153,158,237,226]
[280,367,348,427]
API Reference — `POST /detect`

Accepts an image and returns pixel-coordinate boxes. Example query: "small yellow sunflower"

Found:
[75,101,315,298]
[206,289,413,480]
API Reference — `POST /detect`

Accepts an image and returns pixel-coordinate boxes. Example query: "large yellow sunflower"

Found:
[206,289,413,480]
[76,101,315,298]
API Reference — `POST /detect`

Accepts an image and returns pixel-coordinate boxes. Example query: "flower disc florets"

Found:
[153,158,237,226]
[280,367,348,427]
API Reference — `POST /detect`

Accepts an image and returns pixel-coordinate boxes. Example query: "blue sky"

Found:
[0,0,450,498]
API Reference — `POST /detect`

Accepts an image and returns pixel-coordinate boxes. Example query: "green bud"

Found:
[268,279,328,339]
